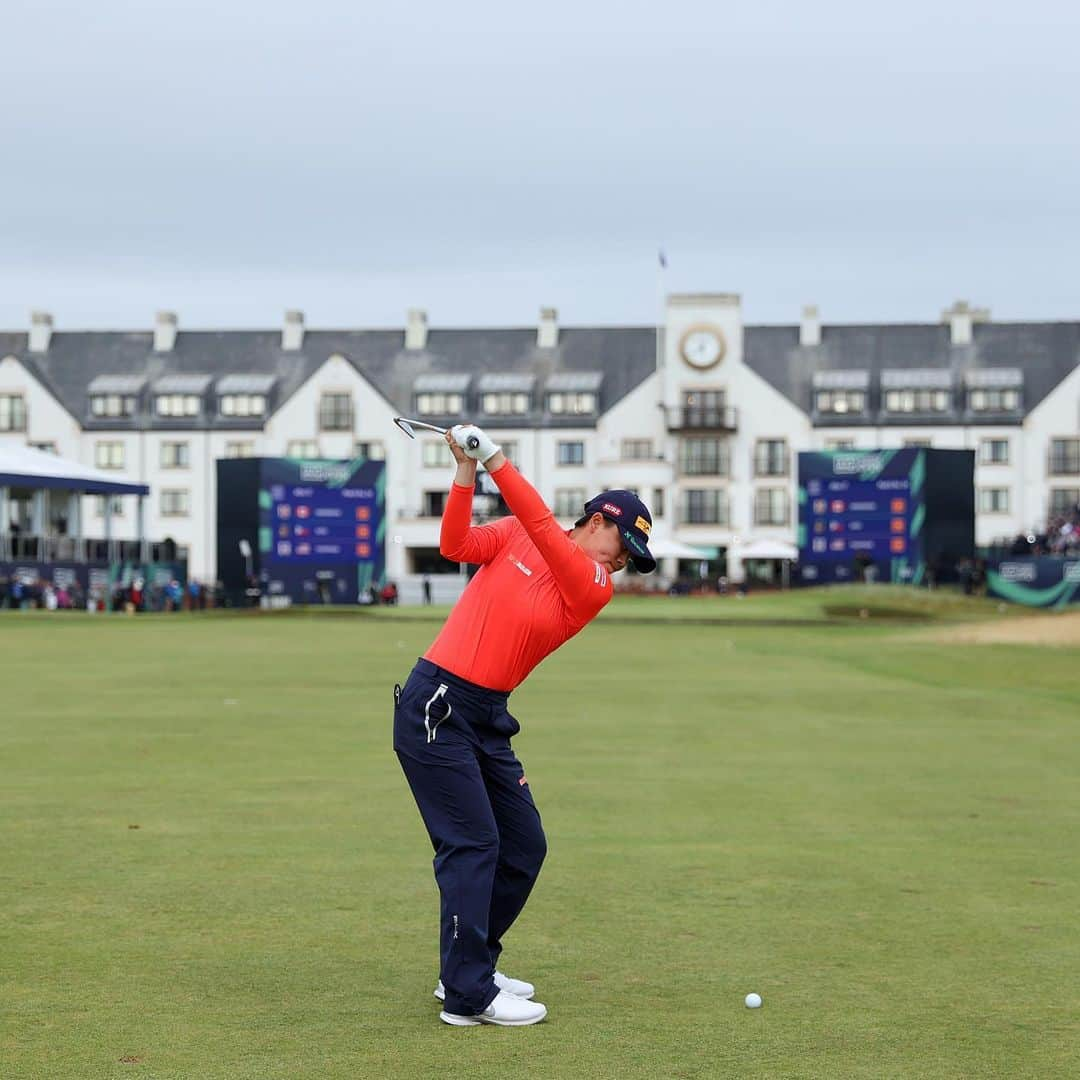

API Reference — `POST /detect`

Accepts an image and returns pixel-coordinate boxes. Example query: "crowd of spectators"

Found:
[0,574,220,612]
[1006,500,1080,557]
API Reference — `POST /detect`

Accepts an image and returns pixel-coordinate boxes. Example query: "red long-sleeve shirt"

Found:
[423,460,613,691]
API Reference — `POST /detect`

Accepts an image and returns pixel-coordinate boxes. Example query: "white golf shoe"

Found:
[439,989,547,1027]
[434,970,536,1002]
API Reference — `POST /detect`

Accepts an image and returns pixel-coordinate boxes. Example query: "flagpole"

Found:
[656,248,667,374]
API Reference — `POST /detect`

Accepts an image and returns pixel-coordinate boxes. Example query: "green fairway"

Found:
[2,590,1078,1079]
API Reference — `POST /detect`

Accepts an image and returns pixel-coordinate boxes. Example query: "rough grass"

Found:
[2,589,1078,1079]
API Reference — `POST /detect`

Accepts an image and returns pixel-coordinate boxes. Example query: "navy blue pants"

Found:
[393,659,547,1016]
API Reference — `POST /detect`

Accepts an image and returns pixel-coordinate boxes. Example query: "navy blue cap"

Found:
[583,490,656,574]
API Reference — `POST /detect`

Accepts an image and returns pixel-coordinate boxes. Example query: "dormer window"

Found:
[87,374,146,419]
[881,370,952,415]
[221,394,267,417]
[151,374,212,419]
[413,374,470,417]
[812,370,869,416]
[91,394,137,418]
[477,373,534,415]
[964,369,1023,413]
[156,394,201,417]
[216,374,276,420]
[548,392,597,415]
[546,371,602,416]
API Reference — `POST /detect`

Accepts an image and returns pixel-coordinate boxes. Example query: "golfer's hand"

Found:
[452,424,501,464]
[445,428,472,466]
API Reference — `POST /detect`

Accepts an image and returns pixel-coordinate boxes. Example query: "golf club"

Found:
[393,417,479,450]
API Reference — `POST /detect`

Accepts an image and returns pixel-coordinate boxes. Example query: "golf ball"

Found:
[745,993,762,1009]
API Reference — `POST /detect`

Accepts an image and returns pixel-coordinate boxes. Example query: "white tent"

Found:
[0,444,148,495]
[648,537,716,559]
[735,537,799,560]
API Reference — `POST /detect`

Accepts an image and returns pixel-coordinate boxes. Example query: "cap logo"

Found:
[635,516,651,535]
[601,502,623,517]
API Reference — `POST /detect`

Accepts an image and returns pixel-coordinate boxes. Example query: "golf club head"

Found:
[392,416,422,440]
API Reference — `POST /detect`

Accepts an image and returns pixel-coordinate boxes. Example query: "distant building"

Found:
[1,298,1078,584]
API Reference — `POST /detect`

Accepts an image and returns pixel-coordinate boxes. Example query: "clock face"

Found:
[680,326,725,370]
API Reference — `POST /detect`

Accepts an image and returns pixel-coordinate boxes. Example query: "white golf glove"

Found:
[452,424,501,464]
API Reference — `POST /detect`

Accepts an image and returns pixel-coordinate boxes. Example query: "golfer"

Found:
[393,423,655,1027]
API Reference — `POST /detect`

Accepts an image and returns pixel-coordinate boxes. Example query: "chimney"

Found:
[28,311,53,353]
[282,309,305,351]
[405,308,428,351]
[800,304,821,347]
[154,310,178,352]
[941,300,989,346]
[538,307,559,349]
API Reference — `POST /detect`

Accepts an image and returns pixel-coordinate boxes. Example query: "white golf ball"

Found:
[745,993,762,1009]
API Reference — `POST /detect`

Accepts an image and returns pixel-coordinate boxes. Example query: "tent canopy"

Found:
[736,537,799,560]
[648,537,717,559]
[0,445,149,496]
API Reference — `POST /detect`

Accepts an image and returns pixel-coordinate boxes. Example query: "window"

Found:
[1048,438,1080,475]
[220,394,266,418]
[416,392,463,415]
[681,489,727,525]
[622,439,654,461]
[0,394,27,431]
[1049,488,1080,516]
[319,392,353,431]
[95,496,124,517]
[754,439,788,477]
[155,394,201,417]
[978,488,1010,514]
[90,394,137,418]
[160,489,190,517]
[680,438,728,476]
[825,438,856,451]
[969,388,1020,412]
[286,440,319,458]
[754,488,790,525]
[553,488,587,518]
[652,486,665,519]
[816,390,866,415]
[481,392,529,415]
[557,441,584,466]
[423,491,447,517]
[681,389,728,427]
[355,441,386,461]
[979,439,1010,465]
[423,440,454,468]
[29,441,57,454]
[500,441,519,466]
[94,441,125,469]
[225,441,256,458]
[884,389,950,414]
[160,441,190,468]
[548,392,596,415]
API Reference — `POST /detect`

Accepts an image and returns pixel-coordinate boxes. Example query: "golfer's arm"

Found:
[439,480,508,564]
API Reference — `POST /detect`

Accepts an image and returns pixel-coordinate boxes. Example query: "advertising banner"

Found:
[986,557,1080,608]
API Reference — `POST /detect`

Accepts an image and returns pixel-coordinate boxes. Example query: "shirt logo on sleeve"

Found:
[593,562,608,587]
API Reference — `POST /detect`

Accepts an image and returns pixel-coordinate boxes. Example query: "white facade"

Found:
[2,295,1078,586]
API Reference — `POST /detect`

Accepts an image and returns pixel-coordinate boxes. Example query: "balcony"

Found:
[664,405,738,433]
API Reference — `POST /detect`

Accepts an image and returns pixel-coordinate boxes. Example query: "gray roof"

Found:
[2,317,1077,431]
[745,321,1080,422]
[812,370,869,389]
[964,367,1023,387]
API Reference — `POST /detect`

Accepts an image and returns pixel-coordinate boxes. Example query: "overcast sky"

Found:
[3,0,1078,332]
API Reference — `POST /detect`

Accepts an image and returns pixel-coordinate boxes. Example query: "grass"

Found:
[2,588,1078,1079]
